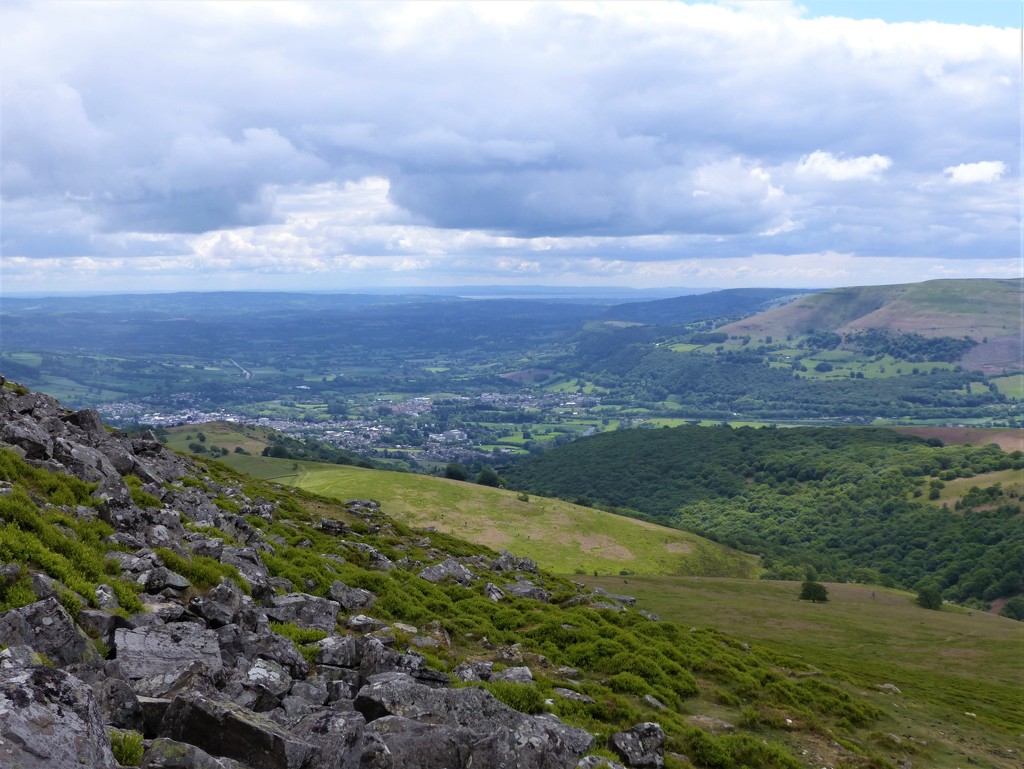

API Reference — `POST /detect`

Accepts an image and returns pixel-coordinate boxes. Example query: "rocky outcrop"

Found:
[355,672,594,768]
[0,381,666,769]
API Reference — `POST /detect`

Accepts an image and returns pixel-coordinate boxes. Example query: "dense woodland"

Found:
[504,426,1024,605]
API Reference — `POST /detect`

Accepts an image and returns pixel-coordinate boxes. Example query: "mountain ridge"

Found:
[718,278,1023,373]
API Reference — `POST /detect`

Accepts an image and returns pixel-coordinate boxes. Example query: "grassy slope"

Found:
[159,425,1021,767]
[215,453,758,579]
[584,575,1024,769]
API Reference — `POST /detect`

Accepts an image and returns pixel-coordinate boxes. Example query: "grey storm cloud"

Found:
[0,0,1018,267]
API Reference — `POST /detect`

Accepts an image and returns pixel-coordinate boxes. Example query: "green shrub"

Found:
[110,730,144,766]
[483,680,546,714]
[1000,596,1024,621]
[154,548,249,592]
[608,671,650,696]
[123,475,162,509]
[270,622,329,645]
[0,570,37,611]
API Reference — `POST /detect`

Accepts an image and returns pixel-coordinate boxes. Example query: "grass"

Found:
[583,574,1024,769]
[991,374,1024,400]
[928,467,1024,508]
[215,455,758,579]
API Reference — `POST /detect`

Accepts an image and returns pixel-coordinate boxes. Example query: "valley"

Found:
[1,277,1021,769]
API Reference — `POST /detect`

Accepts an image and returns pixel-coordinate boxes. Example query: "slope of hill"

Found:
[585,575,1024,769]
[504,425,1024,605]
[2,378,940,769]
[602,287,818,325]
[160,421,758,580]
[719,278,1023,373]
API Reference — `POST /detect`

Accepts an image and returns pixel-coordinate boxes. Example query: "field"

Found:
[930,467,1024,508]
[890,426,1024,453]
[583,575,1024,769]
[991,374,1024,399]
[215,453,759,579]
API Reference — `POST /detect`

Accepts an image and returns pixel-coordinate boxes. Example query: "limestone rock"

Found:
[505,581,552,602]
[266,593,340,633]
[491,551,539,574]
[484,582,505,601]
[0,597,98,666]
[114,623,223,680]
[608,722,666,768]
[418,558,477,584]
[97,676,144,730]
[364,715,472,768]
[0,666,118,769]
[315,634,363,667]
[491,665,534,684]
[159,692,314,769]
[328,580,377,612]
[290,706,367,769]
[139,737,238,769]
[554,687,595,704]
[577,757,627,769]
[355,672,593,768]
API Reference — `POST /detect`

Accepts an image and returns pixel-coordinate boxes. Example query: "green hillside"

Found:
[584,575,1024,769]
[503,425,1024,605]
[210,451,757,579]
[719,278,1023,373]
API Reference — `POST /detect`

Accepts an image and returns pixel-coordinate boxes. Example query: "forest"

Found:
[503,426,1024,605]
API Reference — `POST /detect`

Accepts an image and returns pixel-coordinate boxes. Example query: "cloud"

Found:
[795,151,893,181]
[0,0,1018,291]
[943,160,1008,185]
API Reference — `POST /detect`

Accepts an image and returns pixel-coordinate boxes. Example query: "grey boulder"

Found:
[608,722,666,768]
[114,623,223,679]
[0,666,117,768]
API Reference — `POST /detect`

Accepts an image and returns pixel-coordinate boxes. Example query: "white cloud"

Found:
[0,1,1018,291]
[795,151,893,181]
[943,160,1008,185]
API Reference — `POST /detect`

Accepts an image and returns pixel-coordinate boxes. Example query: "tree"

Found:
[476,467,503,487]
[999,596,1024,621]
[916,587,942,610]
[799,581,828,603]
[443,463,468,481]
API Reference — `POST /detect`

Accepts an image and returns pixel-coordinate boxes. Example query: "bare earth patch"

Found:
[575,534,634,560]
[891,426,1024,452]
[665,542,694,555]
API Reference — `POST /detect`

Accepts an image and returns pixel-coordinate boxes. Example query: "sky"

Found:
[1,0,1021,295]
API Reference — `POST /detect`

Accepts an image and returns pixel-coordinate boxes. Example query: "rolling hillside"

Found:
[719,278,1023,373]
[162,423,758,579]
[243,455,757,579]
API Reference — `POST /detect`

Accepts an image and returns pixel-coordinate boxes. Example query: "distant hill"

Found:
[602,287,818,325]
[719,278,1023,373]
